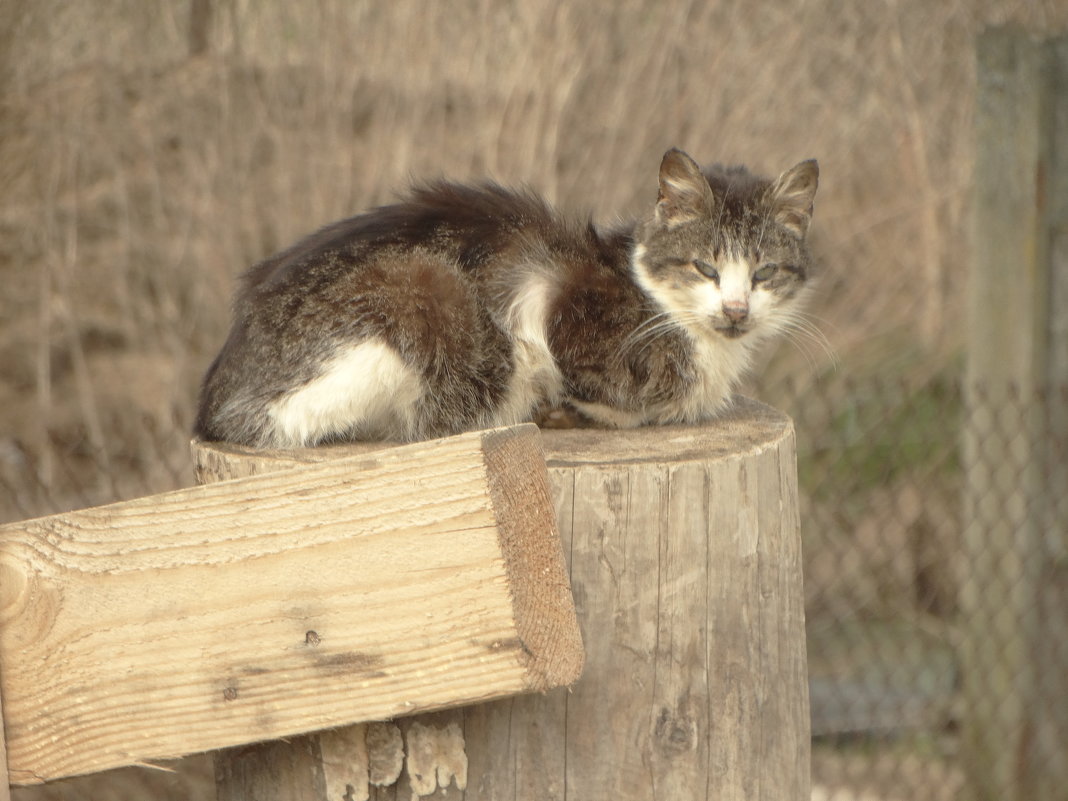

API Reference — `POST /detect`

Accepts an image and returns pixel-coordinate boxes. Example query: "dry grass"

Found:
[2,0,1065,522]
[2,1,1067,798]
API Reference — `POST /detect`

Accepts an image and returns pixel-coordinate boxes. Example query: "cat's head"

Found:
[633,147,818,345]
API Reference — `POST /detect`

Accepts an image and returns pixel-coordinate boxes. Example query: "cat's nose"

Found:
[723,302,749,324]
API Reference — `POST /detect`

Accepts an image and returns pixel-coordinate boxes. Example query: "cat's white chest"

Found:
[666,333,751,422]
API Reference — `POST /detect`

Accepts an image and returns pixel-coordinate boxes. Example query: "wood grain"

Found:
[0,424,581,784]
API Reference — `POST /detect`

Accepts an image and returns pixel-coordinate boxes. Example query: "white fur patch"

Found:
[267,339,423,446]
[494,272,564,425]
[568,399,647,429]
[672,333,752,421]
[631,244,757,422]
[716,257,750,311]
[630,243,658,302]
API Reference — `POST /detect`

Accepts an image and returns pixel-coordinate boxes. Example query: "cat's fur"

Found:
[194,148,818,447]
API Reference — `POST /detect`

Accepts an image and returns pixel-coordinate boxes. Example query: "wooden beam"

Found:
[963,27,1068,801]
[0,424,582,784]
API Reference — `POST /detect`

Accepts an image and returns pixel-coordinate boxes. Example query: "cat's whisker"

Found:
[787,311,838,365]
[781,329,823,374]
[776,312,838,371]
[621,311,676,348]
[629,315,703,354]
[618,312,696,356]
[614,319,666,365]
[762,319,820,374]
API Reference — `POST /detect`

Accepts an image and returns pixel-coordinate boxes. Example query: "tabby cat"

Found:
[194,148,819,447]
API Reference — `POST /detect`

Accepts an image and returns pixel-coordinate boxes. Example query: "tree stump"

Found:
[192,395,809,801]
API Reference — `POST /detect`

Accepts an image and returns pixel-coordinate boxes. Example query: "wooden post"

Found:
[963,27,1068,801]
[195,396,809,801]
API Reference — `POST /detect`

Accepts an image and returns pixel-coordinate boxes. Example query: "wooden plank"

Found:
[963,28,1068,801]
[0,424,582,784]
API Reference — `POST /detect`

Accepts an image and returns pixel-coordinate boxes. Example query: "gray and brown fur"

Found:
[194,148,819,447]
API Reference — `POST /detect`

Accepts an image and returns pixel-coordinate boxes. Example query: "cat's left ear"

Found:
[770,159,819,237]
[656,148,714,227]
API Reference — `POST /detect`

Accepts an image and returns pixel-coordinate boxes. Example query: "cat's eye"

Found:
[753,264,779,283]
[693,260,720,282]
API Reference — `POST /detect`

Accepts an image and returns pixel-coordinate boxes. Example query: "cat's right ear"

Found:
[656,148,713,227]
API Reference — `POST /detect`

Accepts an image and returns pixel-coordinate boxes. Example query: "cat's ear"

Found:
[770,159,819,237]
[656,148,713,226]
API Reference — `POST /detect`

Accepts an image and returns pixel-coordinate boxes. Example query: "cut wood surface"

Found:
[202,396,809,801]
[0,424,581,784]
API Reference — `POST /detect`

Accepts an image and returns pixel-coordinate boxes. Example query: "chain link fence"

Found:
[772,375,1068,801]
[3,374,1065,801]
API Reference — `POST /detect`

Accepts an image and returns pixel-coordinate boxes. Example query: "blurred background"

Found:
[2,1,1066,799]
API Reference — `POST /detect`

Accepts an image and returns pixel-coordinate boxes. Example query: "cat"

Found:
[194,148,818,448]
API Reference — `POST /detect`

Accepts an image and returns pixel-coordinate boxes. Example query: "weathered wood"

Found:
[202,396,809,801]
[964,27,1068,801]
[0,424,581,784]
[541,399,806,800]
[215,736,329,801]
